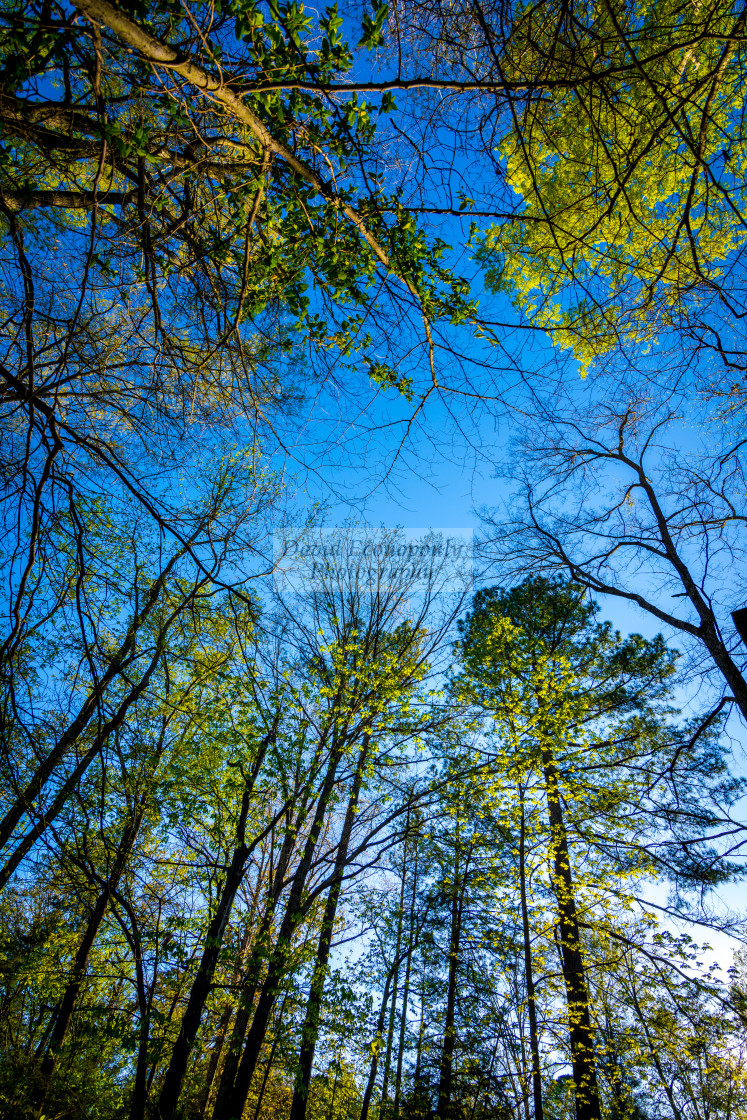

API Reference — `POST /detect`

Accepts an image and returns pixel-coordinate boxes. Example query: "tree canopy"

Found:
[1,1,747,1120]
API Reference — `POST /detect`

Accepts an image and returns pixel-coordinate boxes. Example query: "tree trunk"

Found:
[220,736,346,1120]
[411,961,427,1115]
[128,917,150,1120]
[519,785,544,1120]
[198,1005,234,1119]
[380,841,408,1119]
[437,828,473,1120]
[35,806,144,1106]
[107,882,151,1120]
[252,995,287,1120]
[211,823,298,1119]
[156,728,274,1120]
[360,960,400,1120]
[541,750,600,1120]
[699,617,747,722]
[436,843,464,1120]
[289,735,369,1120]
[394,839,419,1116]
[198,922,257,1120]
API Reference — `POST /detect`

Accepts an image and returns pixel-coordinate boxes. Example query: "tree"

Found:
[455,576,736,1120]
[601,933,747,1120]
[0,0,474,559]
[0,0,476,830]
[377,0,747,402]
[3,3,747,1115]
[219,528,466,1120]
[476,0,747,384]
[481,385,747,731]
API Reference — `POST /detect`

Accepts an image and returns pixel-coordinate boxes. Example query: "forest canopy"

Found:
[1,1,746,1119]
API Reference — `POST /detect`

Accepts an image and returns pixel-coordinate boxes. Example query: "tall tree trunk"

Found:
[156,727,275,1120]
[411,961,427,1117]
[394,839,419,1117]
[519,785,544,1120]
[198,922,257,1120]
[436,855,461,1119]
[220,736,346,1120]
[437,833,471,1120]
[211,979,258,1117]
[252,995,287,1120]
[129,923,151,1120]
[289,735,369,1120]
[34,806,144,1105]
[198,1004,233,1119]
[380,840,408,1118]
[211,820,299,1119]
[360,960,399,1120]
[541,750,600,1120]
[108,879,151,1120]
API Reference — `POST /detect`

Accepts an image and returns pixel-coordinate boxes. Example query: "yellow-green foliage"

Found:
[480,0,747,370]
